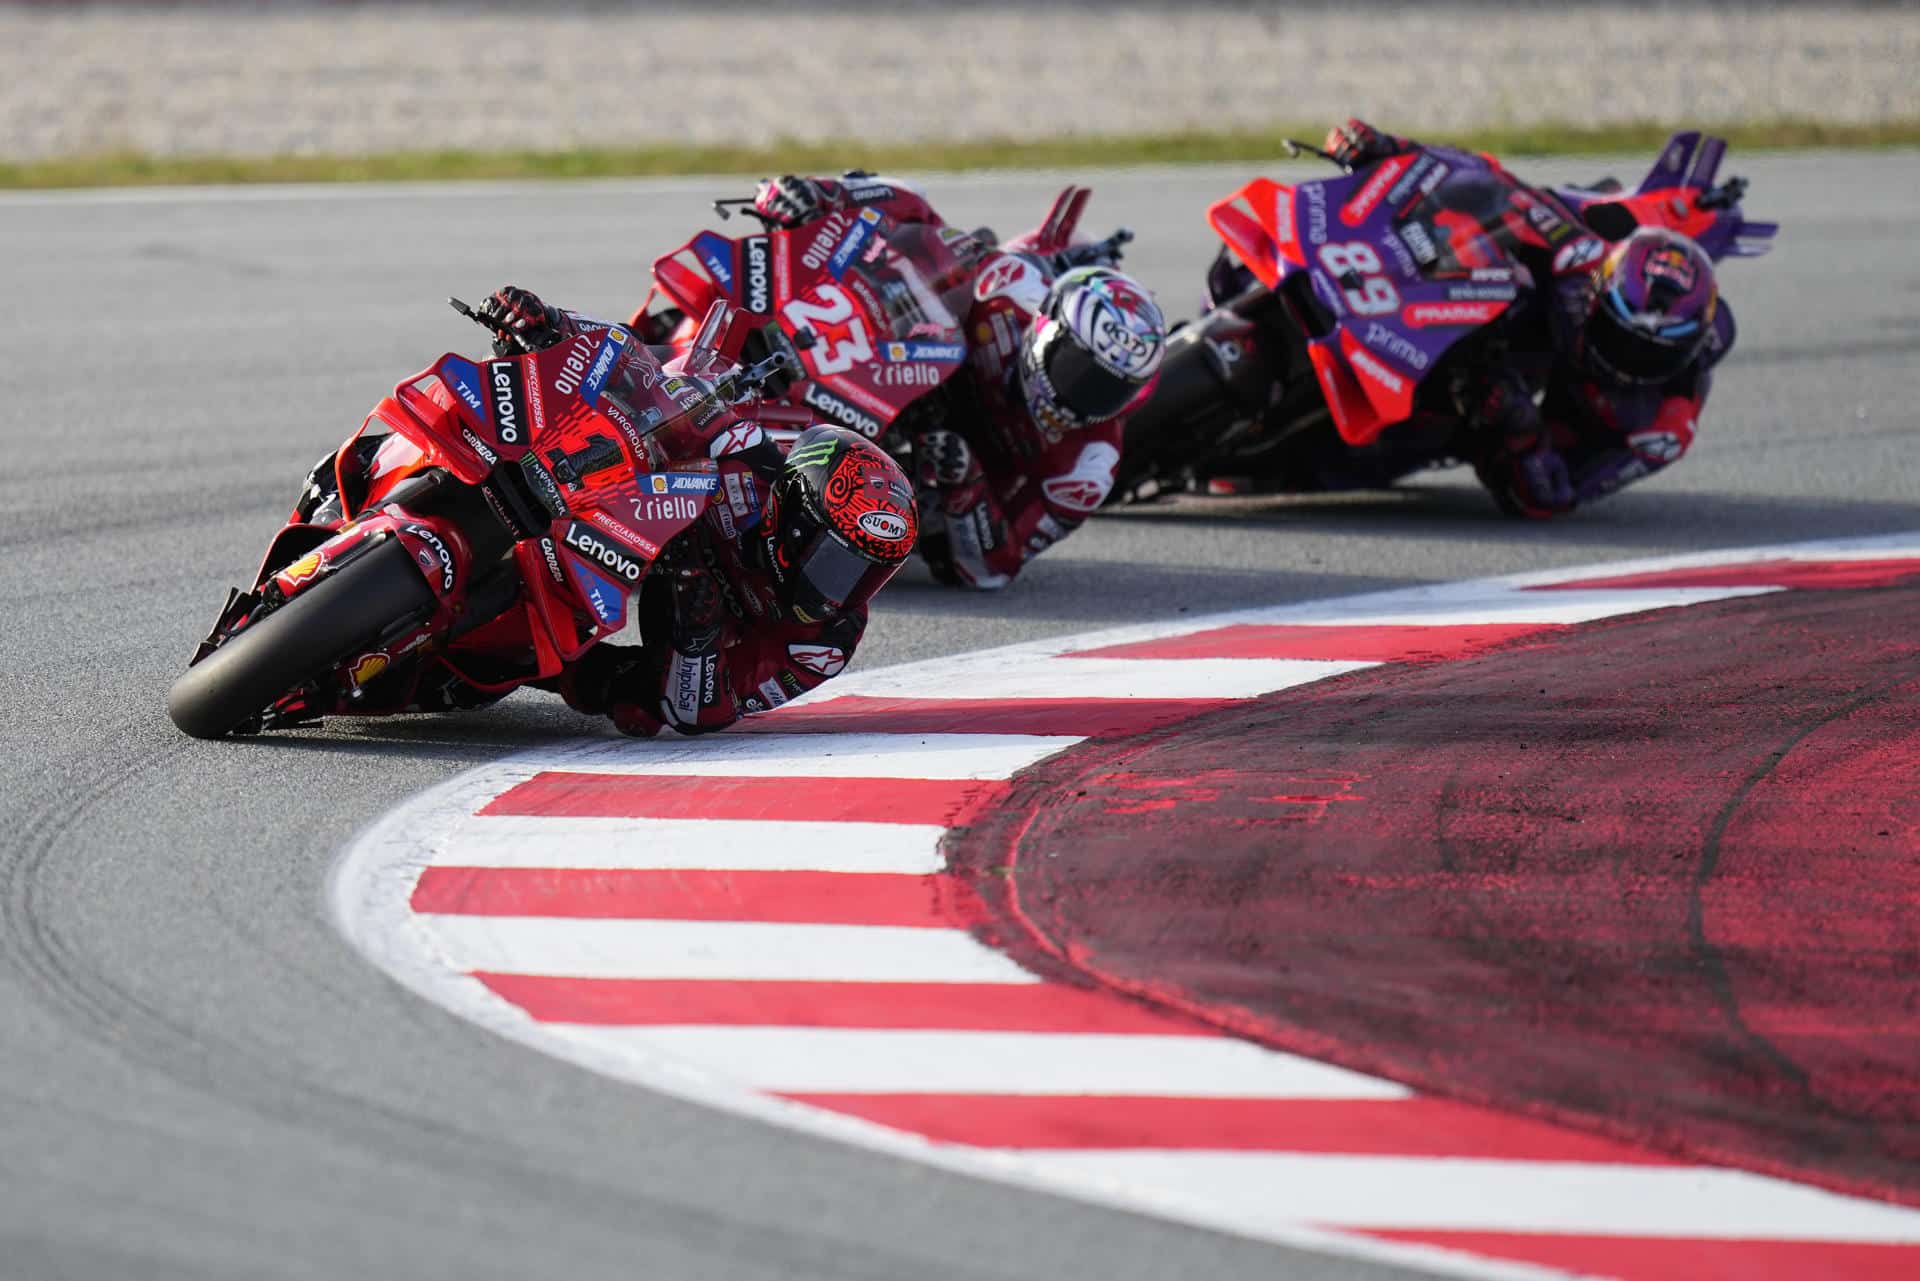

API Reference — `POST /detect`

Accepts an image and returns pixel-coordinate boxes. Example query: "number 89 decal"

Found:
[782,284,875,377]
[1317,243,1400,316]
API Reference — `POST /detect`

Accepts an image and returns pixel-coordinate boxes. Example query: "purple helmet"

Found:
[1020,266,1167,432]
[1578,227,1719,386]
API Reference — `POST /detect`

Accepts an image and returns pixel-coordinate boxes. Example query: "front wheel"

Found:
[1111,316,1274,504]
[166,540,436,739]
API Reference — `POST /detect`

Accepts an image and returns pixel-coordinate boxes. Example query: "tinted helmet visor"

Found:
[1585,291,1707,385]
[1040,330,1140,423]
[785,525,899,621]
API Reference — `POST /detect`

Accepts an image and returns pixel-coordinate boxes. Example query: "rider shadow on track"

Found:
[1096,482,1920,554]
[877,558,1409,628]
[229,701,602,754]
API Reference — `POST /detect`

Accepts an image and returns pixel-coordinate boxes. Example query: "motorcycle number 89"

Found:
[1317,243,1400,317]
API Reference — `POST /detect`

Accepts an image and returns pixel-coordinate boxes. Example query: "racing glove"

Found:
[913,429,978,490]
[477,285,562,354]
[669,566,728,657]
[753,175,832,227]
[1325,118,1409,170]
[1504,442,1575,517]
[540,643,669,738]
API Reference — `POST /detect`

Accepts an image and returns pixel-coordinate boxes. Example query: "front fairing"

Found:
[653,213,975,439]
[1207,149,1521,444]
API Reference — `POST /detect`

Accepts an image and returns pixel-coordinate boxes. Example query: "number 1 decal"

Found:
[782,284,875,376]
[1317,242,1400,316]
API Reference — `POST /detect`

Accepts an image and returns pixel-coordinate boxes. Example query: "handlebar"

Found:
[447,295,539,353]
[1696,175,1749,211]
[1055,227,1135,269]
[707,350,799,405]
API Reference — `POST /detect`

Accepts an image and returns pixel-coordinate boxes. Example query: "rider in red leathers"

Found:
[1303,120,1735,517]
[747,173,1168,588]
[295,286,917,735]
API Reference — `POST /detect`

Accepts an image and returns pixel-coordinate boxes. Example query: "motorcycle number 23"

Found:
[1318,243,1401,316]
[783,285,876,377]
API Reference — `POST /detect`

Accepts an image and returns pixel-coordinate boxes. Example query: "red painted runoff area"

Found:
[413,867,986,926]
[951,583,1920,1207]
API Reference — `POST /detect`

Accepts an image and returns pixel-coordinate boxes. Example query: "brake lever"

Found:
[713,197,778,229]
[1283,138,1352,172]
[447,296,537,353]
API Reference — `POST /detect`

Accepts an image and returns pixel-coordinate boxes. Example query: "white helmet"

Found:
[1019,266,1166,431]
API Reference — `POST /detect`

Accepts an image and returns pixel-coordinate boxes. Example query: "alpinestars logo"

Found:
[743,236,772,314]
[787,643,847,678]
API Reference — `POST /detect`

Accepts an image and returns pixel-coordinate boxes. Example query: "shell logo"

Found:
[348,653,390,689]
[281,551,324,584]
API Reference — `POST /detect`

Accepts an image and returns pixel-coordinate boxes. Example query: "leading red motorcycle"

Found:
[166,299,801,738]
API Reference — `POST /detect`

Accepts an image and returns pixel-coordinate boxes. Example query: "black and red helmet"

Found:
[764,426,917,622]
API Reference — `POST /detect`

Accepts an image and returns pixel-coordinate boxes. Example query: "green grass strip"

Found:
[6,119,1919,191]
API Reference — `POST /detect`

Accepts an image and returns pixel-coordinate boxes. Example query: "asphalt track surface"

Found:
[0,152,1915,1280]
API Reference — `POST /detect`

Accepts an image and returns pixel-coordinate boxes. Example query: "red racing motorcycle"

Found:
[166,300,800,738]
[632,185,1132,447]
[1109,130,1777,503]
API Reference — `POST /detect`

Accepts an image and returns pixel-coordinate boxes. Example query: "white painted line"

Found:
[554,1028,1412,1099]
[1014,1150,1920,1242]
[429,816,946,873]
[527,732,1079,780]
[416,917,1041,984]
[841,657,1374,702]
[1243,585,1778,627]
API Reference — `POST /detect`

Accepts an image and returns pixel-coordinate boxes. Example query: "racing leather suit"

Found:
[298,298,866,737]
[528,307,866,735]
[764,174,1128,588]
[1332,122,1735,517]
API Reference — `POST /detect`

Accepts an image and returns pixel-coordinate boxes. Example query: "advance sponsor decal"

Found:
[881,339,966,363]
[639,471,721,496]
[828,208,884,279]
[553,328,630,406]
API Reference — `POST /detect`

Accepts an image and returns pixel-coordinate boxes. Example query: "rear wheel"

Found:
[166,540,436,739]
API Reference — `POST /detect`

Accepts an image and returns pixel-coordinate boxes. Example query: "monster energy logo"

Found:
[787,439,839,469]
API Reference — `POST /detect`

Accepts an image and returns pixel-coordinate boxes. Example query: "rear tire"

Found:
[166,540,436,739]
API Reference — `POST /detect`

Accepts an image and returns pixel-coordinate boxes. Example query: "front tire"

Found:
[166,540,436,739]
[1112,317,1271,503]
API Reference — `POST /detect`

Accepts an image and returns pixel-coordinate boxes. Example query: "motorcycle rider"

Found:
[744,172,1168,588]
[1318,119,1732,517]
[296,285,918,736]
